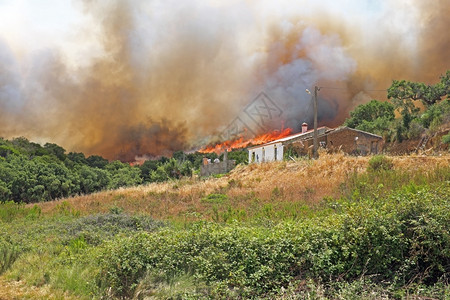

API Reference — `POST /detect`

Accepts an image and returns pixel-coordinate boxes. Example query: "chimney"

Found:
[302,122,308,134]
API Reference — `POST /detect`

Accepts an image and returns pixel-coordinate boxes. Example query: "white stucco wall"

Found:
[248,142,284,163]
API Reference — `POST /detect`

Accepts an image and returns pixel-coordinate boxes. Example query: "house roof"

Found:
[247,126,330,150]
[330,126,383,139]
[247,126,382,150]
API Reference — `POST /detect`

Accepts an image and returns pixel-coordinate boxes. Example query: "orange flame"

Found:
[199,128,293,154]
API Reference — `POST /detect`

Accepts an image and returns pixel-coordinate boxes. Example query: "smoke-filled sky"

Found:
[0,0,449,161]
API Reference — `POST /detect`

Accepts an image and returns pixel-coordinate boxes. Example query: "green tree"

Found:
[172,150,185,162]
[0,145,20,158]
[344,100,395,135]
[0,180,11,202]
[387,71,449,108]
[11,137,48,157]
[106,161,142,188]
[78,165,111,194]
[220,150,248,165]
[87,155,109,169]
[44,143,66,161]
[150,165,169,182]
[387,71,449,137]
[139,160,160,182]
[67,152,88,165]
[419,99,450,129]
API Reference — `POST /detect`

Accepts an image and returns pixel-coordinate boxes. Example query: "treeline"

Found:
[0,137,247,203]
[345,70,450,143]
[139,150,247,183]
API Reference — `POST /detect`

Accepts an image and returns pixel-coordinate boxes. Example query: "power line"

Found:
[321,86,388,92]
[319,86,387,92]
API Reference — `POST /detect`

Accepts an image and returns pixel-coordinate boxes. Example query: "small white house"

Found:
[248,141,284,163]
[247,123,384,163]
[247,124,328,163]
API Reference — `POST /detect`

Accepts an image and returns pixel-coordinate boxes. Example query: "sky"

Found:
[0,0,449,160]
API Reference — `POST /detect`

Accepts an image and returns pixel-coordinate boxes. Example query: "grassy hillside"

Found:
[37,152,449,221]
[1,153,449,299]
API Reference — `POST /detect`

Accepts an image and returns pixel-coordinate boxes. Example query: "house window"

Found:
[262,147,265,162]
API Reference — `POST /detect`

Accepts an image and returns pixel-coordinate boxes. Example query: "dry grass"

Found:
[33,152,450,221]
[0,276,80,300]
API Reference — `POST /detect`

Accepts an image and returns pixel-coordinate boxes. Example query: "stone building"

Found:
[248,125,383,163]
[200,151,236,176]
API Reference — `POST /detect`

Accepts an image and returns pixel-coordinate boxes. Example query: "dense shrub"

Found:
[419,99,450,129]
[0,240,19,274]
[0,137,251,203]
[442,133,450,144]
[97,185,449,298]
[0,138,146,203]
[368,155,394,172]
[201,193,228,204]
[66,213,165,245]
[0,201,41,222]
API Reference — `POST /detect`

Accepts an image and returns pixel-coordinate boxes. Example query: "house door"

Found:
[371,141,378,154]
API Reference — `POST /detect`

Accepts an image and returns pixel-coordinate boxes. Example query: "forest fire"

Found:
[199,128,293,154]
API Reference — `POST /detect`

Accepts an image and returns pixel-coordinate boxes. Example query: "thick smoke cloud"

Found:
[0,0,448,160]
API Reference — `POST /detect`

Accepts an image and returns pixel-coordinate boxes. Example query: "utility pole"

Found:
[313,86,320,159]
[306,86,320,159]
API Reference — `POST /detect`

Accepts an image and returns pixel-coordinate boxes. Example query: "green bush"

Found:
[442,133,450,144]
[419,99,450,129]
[0,201,41,222]
[220,150,248,165]
[96,184,449,298]
[63,213,165,246]
[368,155,393,172]
[201,193,228,204]
[0,240,20,274]
[0,138,149,203]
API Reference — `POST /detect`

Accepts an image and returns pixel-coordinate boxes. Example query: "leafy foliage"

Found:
[367,155,393,172]
[442,133,450,144]
[419,99,450,130]
[220,149,248,165]
[0,135,242,203]
[0,240,19,275]
[201,193,228,204]
[345,71,449,143]
[344,100,395,135]
[97,181,450,298]
[0,137,215,203]
[0,201,41,222]
[387,70,449,107]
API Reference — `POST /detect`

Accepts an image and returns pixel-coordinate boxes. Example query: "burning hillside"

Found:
[200,128,292,154]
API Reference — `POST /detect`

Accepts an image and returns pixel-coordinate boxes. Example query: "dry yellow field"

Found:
[34,152,450,221]
[0,277,79,300]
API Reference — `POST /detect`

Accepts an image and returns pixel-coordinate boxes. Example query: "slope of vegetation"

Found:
[345,70,450,144]
[1,153,449,299]
[0,137,143,203]
[0,137,249,204]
